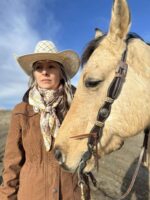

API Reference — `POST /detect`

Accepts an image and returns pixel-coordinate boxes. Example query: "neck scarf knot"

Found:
[29,85,68,151]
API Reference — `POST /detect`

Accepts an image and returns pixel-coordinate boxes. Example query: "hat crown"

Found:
[34,40,58,53]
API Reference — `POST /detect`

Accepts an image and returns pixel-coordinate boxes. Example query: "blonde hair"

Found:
[28,71,35,88]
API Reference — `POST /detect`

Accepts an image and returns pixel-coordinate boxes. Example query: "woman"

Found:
[0,40,81,200]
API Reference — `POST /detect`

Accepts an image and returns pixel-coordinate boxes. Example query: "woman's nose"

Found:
[41,68,48,75]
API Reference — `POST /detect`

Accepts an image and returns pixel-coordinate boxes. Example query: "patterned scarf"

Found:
[29,82,73,151]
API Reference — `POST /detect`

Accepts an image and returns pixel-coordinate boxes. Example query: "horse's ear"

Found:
[108,0,131,40]
[95,28,104,39]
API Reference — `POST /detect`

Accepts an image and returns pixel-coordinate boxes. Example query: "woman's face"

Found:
[33,60,62,90]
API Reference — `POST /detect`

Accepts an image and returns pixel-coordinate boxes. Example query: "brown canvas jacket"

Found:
[0,102,81,200]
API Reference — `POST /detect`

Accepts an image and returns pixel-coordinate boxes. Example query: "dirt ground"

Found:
[0,110,149,200]
[90,133,150,200]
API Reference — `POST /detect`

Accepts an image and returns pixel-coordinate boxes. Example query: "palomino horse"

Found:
[54,0,150,174]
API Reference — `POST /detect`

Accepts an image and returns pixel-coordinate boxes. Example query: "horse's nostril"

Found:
[54,148,63,163]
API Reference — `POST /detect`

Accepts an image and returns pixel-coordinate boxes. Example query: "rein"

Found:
[71,37,149,200]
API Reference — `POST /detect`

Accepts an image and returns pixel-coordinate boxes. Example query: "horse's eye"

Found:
[85,78,102,88]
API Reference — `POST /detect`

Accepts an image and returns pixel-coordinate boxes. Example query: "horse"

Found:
[54,0,150,174]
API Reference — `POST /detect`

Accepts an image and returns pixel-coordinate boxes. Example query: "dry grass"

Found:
[0,110,11,185]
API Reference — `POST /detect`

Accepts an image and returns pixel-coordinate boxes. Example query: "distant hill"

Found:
[0,110,149,199]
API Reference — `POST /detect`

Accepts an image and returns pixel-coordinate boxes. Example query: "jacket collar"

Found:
[14,89,37,116]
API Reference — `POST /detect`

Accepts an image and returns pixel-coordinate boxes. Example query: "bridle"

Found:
[71,35,150,200]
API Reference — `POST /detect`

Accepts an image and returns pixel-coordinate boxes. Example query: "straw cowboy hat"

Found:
[16,40,80,78]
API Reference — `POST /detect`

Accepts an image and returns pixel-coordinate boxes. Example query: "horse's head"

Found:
[54,0,150,173]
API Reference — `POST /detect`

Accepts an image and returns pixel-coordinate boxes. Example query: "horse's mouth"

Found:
[59,158,95,174]
[59,162,74,172]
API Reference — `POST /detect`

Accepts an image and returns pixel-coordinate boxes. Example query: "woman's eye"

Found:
[48,65,55,69]
[85,78,102,88]
[34,65,43,71]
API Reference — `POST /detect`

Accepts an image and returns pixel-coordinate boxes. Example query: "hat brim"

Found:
[16,50,80,79]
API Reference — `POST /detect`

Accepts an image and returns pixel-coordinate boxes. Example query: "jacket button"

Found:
[52,188,58,193]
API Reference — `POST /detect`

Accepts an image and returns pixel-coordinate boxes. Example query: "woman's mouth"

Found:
[42,79,51,82]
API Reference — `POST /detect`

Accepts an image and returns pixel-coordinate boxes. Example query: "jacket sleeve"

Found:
[0,106,25,200]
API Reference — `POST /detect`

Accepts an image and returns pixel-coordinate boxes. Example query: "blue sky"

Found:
[0,0,150,109]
